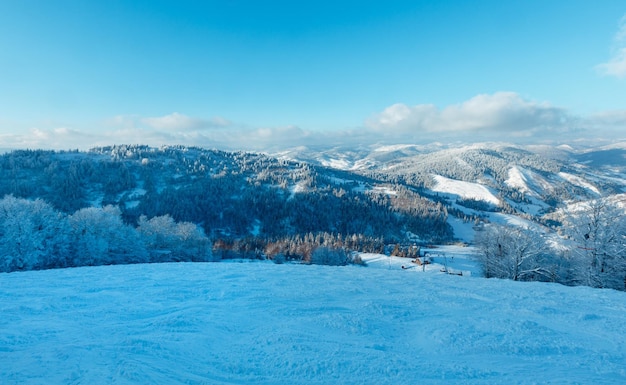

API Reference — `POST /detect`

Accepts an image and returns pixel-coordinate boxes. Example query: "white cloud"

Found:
[103,114,318,150]
[366,92,569,137]
[588,109,626,125]
[596,15,626,79]
[141,112,231,131]
[0,99,624,152]
[0,127,98,150]
[583,110,626,139]
[252,125,308,141]
[596,48,626,79]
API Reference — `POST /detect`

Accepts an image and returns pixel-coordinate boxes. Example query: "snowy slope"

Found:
[505,166,530,193]
[558,172,600,195]
[2,262,625,384]
[431,175,500,205]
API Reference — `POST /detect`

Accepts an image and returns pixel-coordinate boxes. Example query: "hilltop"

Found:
[1,257,624,384]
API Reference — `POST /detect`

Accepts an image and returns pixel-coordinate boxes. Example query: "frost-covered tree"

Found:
[309,246,351,266]
[0,195,69,272]
[137,215,213,262]
[475,223,552,281]
[563,199,626,290]
[68,205,147,266]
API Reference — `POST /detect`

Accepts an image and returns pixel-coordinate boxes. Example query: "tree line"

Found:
[0,194,387,272]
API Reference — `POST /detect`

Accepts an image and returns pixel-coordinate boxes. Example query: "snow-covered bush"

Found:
[0,196,216,272]
[309,247,351,266]
[68,206,148,266]
[137,215,214,262]
[0,195,69,272]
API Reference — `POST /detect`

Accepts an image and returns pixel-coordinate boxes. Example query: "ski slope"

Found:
[1,260,625,384]
[431,175,500,205]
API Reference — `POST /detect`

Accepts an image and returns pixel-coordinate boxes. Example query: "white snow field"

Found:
[1,259,625,384]
[431,175,500,206]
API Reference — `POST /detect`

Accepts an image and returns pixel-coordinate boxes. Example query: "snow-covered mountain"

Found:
[276,142,626,240]
[1,142,624,247]
[0,146,452,245]
[2,143,625,383]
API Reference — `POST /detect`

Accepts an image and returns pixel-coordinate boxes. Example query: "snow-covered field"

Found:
[1,258,625,384]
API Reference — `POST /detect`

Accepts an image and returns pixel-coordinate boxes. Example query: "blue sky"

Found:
[1,0,625,149]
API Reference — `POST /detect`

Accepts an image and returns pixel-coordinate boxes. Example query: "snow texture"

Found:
[319,158,351,170]
[505,166,532,195]
[447,216,477,243]
[371,186,397,196]
[558,172,600,195]
[2,260,625,384]
[431,175,500,205]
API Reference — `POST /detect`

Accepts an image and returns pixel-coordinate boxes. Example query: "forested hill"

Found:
[0,145,451,244]
[3,143,625,248]
[279,143,626,221]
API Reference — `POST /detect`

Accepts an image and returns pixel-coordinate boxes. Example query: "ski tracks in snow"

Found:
[1,262,625,384]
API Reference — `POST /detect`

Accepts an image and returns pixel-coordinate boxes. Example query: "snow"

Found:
[351,158,376,170]
[558,172,600,195]
[319,157,351,170]
[431,175,500,205]
[360,246,481,277]
[448,209,548,245]
[454,156,472,171]
[505,166,532,195]
[288,181,307,199]
[372,144,419,153]
[447,215,477,243]
[488,212,532,227]
[2,261,625,384]
[505,166,555,197]
[328,176,353,185]
[597,141,626,151]
[371,186,397,196]
[557,144,575,151]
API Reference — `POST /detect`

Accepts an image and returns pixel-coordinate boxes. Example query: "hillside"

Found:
[0,145,451,244]
[277,142,626,241]
[1,142,624,254]
[1,259,624,384]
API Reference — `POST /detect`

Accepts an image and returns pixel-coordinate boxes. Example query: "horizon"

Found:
[1,1,625,151]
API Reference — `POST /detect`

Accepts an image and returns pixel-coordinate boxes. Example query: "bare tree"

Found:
[563,198,626,290]
[475,223,551,281]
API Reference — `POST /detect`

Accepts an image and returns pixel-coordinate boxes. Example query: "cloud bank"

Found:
[1,92,624,152]
[596,15,626,79]
[365,92,570,138]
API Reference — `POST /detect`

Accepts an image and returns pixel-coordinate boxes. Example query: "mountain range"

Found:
[1,142,625,245]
